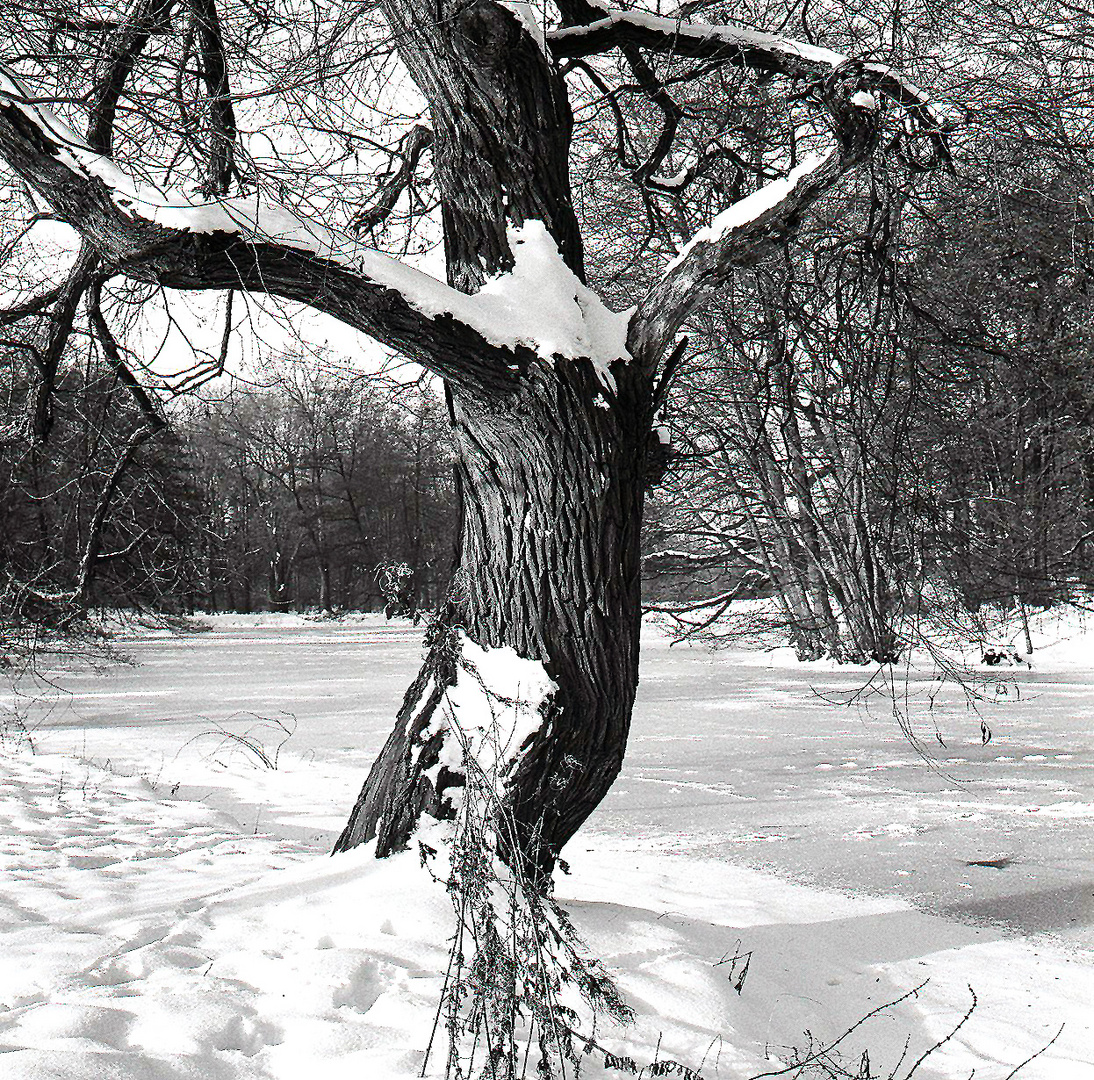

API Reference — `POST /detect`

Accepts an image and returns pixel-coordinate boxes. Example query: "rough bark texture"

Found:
[382,0,583,290]
[334,357,654,876]
[331,0,657,875]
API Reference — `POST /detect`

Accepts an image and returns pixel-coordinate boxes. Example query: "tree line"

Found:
[4,159,1092,656]
[1,359,457,624]
[640,8,1094,662]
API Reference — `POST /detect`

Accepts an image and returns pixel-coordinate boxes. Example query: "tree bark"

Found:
[335,357,653,877]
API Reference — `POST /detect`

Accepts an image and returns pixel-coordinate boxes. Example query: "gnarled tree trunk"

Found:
[335,359,655,877]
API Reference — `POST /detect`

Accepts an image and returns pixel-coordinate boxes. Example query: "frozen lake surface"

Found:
[19,615,1094,946]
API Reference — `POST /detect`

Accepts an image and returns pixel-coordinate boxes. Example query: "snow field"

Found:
[0,748,451,1078]
[1,611,1091,1077]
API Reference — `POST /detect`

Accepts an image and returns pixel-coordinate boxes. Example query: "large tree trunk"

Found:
[335,358,653,878]
[330,0,654,877]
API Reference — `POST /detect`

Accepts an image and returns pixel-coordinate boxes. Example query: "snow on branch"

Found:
[0,66,629,391]
[552,6,954,373]
[548,5,957,130]
[628,144,845,366]
[666,149,839,274]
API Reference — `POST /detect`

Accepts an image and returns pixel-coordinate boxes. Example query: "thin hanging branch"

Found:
[26,242,98,444]
[86,279,166,432]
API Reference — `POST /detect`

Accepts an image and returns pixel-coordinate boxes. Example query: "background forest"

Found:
[0,365,456,618]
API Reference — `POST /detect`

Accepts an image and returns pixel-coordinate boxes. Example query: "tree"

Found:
[639,0,1094,662]
[910,172,1094,616]
[0,0,948,879]
[180,369,456,613]
[646,199,923,665]
[0,307,196,631]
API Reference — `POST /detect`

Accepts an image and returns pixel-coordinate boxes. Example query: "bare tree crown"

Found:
[0,0,952,409]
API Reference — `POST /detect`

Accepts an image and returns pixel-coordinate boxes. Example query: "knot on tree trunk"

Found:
[456,0,526,70]
[821,60,883,164]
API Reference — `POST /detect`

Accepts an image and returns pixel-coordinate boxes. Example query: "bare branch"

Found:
[87,0,176,156]
[618,45,683,185]
[0,281,65,324]
[73,423,157,606]
[86,279,167,432]
[187,0,238,195]
[549,6,956,132]
[352,123,434,237]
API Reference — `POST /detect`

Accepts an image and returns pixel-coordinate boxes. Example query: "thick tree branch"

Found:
[187,0,238,195]
[26,242,98,443]
[552,7,952,374]
[549,5,956,133]
[628,61,903,368]
[629,144,845,366]
[0,66,535,395]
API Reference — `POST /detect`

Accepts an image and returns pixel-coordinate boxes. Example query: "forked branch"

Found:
[554,6,952,373]
[626,47,943,368]
[352,124,434,237]
[628,105,867,363]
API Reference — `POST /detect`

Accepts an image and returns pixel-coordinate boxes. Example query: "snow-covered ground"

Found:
[1,612,1091,1078]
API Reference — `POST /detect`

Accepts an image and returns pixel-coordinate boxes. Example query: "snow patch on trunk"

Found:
[429,632,557,794]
